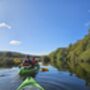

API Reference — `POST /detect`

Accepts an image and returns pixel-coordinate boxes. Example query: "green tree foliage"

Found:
[0,52,24,67]
[49,29,90,71]
[0,51,41,67]
[41,56,50,65]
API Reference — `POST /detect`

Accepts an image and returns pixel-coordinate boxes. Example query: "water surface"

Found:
[0,65,90,90]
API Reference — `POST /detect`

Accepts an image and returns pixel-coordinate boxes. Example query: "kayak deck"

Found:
[17,77,44,90]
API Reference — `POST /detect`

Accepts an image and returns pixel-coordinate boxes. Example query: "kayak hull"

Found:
[19,64,40,77]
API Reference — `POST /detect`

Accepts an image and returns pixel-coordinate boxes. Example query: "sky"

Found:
[0,0,90,55]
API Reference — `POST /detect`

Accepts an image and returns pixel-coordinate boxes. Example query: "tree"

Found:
[42,56,50,65]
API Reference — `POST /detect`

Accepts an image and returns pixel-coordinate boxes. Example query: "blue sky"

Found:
[0,0,90,55]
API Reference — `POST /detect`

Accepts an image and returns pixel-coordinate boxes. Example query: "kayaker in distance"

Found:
[23,55,37,68]
[23,55,32,67]
[32,57,37,67]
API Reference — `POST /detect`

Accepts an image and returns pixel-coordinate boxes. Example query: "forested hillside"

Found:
[0,51,40,67]
[0,51,26,67]
[49,30,90,72]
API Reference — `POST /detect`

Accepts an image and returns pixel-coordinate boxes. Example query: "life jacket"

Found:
[23,59,32,66]
[32,58,36,65]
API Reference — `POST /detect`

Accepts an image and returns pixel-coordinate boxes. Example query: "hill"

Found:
[0,51,40,67]
[49,30,90,71]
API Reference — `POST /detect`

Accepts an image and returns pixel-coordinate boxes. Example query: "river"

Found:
[0,65,90,90]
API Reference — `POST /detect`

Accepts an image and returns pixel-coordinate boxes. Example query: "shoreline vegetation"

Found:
[49,30,90,68]
[48,29,90,86]
[0,51,41,68]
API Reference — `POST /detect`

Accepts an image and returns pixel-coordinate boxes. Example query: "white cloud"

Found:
[9,40,21,46]
[0,22,12,29]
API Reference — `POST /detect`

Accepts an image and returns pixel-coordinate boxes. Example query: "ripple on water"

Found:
[0,66,90,90]
[0,73,10,77]
[35,70,90,90]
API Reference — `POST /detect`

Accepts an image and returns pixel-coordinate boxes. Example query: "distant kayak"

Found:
[19,64,40,77]
[41,68,49,72]
[17,77,44,90]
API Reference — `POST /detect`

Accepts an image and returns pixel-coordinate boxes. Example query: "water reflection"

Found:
[36,65,90,90]
[53,62,90,87]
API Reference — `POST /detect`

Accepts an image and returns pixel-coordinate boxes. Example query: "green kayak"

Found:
[19,64,40,77]
[17,77,44,90]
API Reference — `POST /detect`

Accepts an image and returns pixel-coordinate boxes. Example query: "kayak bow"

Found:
[17,77,44,90]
